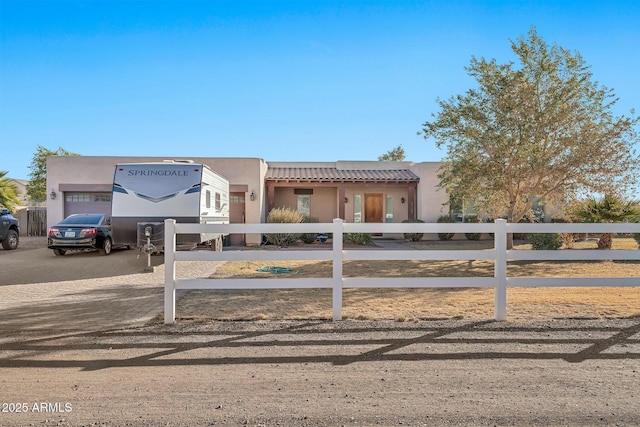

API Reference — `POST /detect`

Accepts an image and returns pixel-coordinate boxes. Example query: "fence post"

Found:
[332,218,344,321]
[494,219,507,321]
[164,219,177,324]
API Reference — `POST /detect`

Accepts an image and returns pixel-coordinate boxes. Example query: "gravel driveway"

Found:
[1,238,639,426]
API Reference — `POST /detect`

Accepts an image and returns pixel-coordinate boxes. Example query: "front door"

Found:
[229,192,245,246]
[364,193,383,223]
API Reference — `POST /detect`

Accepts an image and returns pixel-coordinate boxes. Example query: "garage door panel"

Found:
[64,192,112,216]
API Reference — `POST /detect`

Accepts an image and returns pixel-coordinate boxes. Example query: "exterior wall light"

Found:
[250,191,256,201]
[401,197,406,204]
[344,197,348,203]
[50,190,57,200]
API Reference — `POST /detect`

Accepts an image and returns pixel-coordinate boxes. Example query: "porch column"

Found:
[267,183,276,212]
[338,186,346,220]
[408,185,416,220]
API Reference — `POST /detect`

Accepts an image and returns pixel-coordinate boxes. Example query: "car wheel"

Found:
[100,237,112,255]
[1,229,19,250]
[53,248,66,256]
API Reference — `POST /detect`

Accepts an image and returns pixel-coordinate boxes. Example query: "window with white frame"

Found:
[353,194,362,223]
[297,195,310,216]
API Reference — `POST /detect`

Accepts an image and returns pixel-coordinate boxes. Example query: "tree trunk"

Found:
[597,232,613,249]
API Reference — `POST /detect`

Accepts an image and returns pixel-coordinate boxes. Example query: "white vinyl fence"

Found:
[164,219,640,324]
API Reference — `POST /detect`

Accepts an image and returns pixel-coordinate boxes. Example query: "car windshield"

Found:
[59,215,103,226]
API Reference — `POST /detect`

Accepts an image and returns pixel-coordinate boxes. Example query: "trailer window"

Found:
[215,192,221,210]
[206,190,211,209]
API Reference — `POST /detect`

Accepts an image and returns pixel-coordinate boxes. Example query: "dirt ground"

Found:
[1,238,639,426]
[1,318,639,426]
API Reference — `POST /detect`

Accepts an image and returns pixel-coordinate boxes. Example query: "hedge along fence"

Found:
[163,219,640,324]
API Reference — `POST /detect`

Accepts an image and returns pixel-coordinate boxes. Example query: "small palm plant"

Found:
[0,171,20,212]
[571,194,640,249]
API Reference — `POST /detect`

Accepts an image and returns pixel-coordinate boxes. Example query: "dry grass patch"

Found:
[174,237,639,321]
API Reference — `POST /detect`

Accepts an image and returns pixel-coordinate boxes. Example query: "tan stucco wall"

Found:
[272,187,337,222]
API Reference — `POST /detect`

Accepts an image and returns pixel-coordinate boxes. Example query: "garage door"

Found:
[64,192,112,216]
[229,192,245,246]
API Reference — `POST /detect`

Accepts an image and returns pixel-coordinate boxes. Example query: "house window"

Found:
[532,197,545,222]
[385,195,394,223]
[449,194,475,222]
[353,195,362,223]
[297,195,310,216]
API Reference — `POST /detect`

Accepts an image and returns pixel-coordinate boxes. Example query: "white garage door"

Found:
[64,192,112,216]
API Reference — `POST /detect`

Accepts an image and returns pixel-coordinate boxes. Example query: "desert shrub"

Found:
[265,207,303,246]
[529,233,562,250]
[300,215,320,244]
[402,218,425,242]
[633,233,640,248]
[551,217,575,249]
[464,215,482,240]
[436,215,455,241]
[345,233,372,245]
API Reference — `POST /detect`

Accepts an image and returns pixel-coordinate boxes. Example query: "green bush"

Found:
[437,215,455,241]
[464,215,482,240]
[402,218,425,242]
[529,233,562,250]
[265,207,303,247]
[345,233,372,245]
[300,215,320,244]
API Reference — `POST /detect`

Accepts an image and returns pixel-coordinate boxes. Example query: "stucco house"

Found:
[46,156,448,245]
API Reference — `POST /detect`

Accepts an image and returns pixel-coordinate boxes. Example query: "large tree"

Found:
[27,146,79,201]
[0,171,20,211]
[420,27,639,228]
[378,145,406,161]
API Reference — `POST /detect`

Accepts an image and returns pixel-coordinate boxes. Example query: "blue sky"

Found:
[2,0,639,180]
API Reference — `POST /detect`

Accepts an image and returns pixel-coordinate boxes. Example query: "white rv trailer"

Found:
[111,161,229,252]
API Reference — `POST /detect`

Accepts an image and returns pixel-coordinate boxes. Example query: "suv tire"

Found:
[1,229,18,250]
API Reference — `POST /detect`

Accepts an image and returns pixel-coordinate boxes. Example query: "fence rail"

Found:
[164,219,640,324]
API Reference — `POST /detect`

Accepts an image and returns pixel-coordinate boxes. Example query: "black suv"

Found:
[0,208,20,250]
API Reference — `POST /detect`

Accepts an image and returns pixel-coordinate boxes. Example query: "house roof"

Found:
[266,167,419,183]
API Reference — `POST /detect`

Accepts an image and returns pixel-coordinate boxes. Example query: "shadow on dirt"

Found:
[1,318,638,371]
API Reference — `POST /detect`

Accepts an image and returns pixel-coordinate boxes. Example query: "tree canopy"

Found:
[378,145,406,161]
[420,27,639,224]
[570,194,640,249]
[27,146,80,201]
[0,171,20,211]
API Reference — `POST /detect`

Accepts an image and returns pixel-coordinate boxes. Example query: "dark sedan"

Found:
[48,214,116,256]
